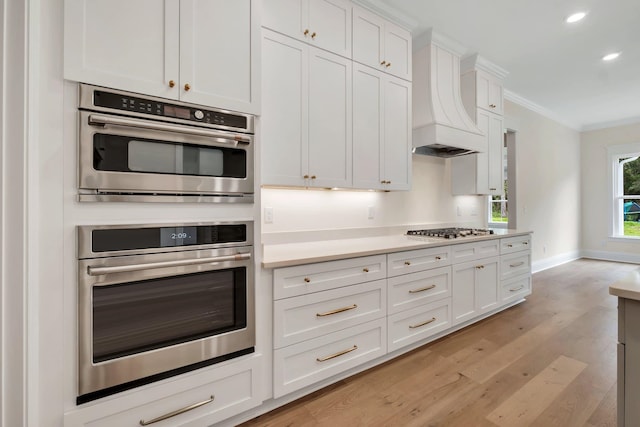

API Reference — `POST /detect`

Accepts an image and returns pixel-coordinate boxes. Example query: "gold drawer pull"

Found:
[303,277,311,283]
[435,256,442,260]
[489,103,496,108]
[316,304,357,317]
[409,317,436,329]
[385,62,391,68]
[316,345,358,362]
[311,32,317,39]
[139,395,214,425]
[404,261,411,266]
[475,265,485,269]
[409,284,436,294]
[304,29,310,36]
[507,244,513,248]
[363,268,369,273]
[523,241,529,245]
[168,79,175,88]
[184,83,191,91]
[509,285,525,292]
[510,262,525,268]
[380,60,387,66]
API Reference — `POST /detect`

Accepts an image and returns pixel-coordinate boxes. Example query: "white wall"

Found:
[262,154,486,239]
[581,122,640,262]
[504,100,582,268]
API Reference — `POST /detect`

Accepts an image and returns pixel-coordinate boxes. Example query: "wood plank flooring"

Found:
[240,259,638,427]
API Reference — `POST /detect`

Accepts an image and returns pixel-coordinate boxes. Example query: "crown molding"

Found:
[351,0,419,31]
[413,28,468,56]
[460,54,509,79]
[581,116,640,132]
[504,90,581,131]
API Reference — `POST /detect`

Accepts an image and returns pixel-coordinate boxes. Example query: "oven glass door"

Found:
[93,268,246,363]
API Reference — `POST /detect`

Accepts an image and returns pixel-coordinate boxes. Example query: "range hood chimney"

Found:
[412,30,486,158]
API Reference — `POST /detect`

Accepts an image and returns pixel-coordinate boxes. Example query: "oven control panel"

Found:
[91,89,248,130]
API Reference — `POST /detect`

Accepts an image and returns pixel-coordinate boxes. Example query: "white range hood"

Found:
[412,30,486,157]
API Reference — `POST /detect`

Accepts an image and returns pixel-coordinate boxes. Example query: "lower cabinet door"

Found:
[273,318,387,398]
[500,274,532,305]
[64,357,262,427]
[387,298,451,352]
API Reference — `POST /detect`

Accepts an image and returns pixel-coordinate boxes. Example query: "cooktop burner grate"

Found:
[406,227,494,239]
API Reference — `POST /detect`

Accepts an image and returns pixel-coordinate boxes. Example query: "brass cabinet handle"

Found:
[311,175,317,179]
[509,285,525,292]
[304,29,309,36]
[435,256,441,261]
[510,262,525,268]
[311,32,317,39]
[168,80,175,88]
[386,180,391,184]
[409,317,436,329]
[184,83,191,91]
[489,104,496,108]
[404,261,411,266]
[385,62,391,68]
[475,265,485,269]
[303,174,310,179]
[316,304,357,317]
[507,244,513,248]
[409,284,436,294]
[523,241,529,245]
[139,395,214,425]
[363,268,369,273]
[380,180,386,184]
[490,188,497,191]
[380,60,387,66]
[316,345,358,362]
[304,277,311,283]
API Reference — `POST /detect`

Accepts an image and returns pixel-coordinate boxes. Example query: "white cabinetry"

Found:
[64,0,260,113]
[262,30,352,188]
[272,255,387,397]
[452,56,508,196]
[64,357,262,427]
[262,0,352,57]
[499,235,532,304]
[352,63,411,190]
[451,241,500,325]
[352,6,411,80]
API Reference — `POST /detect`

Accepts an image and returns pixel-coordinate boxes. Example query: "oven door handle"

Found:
[87,252,251,276]
[87,114,252,146]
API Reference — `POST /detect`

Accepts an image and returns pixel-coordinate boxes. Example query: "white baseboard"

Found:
[532,250,582,273]
[581,250,640,264]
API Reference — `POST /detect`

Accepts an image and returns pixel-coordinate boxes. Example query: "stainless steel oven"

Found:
[78,84,254,203]
[76,221,254,403]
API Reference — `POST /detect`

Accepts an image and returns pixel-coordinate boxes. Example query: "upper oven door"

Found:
[78,111,254,197]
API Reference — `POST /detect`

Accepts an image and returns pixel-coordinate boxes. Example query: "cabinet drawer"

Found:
[273,318,386,398]
[64,359,261,427]
[273,254,386,299]
[500,234,531,254]
[501,275,531,305]
[274,280,386,348]
[387,246,451,277]
[500,251,531,280]
[451,239,500,263]
[388,299,451,352]
[388,266,451,314]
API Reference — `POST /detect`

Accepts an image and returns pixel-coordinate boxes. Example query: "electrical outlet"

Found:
[367,206,375,219]
[264,207,274,224]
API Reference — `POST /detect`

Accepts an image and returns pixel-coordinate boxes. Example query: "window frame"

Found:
[608,142,640,239]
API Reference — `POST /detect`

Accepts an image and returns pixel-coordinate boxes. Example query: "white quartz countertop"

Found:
[262,229,531,269]
[609,268,640,301]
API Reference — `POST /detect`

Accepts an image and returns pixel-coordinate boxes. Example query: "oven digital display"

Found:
[163,105,191,119]
[160,226,198,247]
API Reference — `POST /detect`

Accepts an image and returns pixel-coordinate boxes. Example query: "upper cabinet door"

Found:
[307,0,352,57]
[352,6,411,81]
[476,70,503,115]
[262,0,351,57]
[64,0,180,99]
[383,22,412,81]
[180,0,260,113]
[307,47,352,188]
[383,76,411,190]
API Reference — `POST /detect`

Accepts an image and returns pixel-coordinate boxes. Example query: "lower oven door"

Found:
[78,111,254,198]
[77,247,254,400]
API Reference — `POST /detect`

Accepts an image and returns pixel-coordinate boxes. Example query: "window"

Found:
[488,139,508,227]
[609,143,640,238]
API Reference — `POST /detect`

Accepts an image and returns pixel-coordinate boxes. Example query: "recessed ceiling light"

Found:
[566,11,587,23]
[602,52,621,61]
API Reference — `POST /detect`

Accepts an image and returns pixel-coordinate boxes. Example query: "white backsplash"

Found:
[262,155,486,242]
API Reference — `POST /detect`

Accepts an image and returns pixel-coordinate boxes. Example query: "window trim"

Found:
[608,142,640,239]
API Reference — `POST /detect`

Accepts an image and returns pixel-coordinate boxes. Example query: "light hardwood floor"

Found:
[240,259,639,427]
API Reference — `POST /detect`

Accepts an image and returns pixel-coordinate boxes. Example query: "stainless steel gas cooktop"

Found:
[406,227,494,239]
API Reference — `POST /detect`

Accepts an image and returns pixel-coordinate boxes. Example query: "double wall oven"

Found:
[77,221,255,403]
[78,84,254,203]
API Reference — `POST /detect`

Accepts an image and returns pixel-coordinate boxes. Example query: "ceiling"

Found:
[359,0,640,131]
